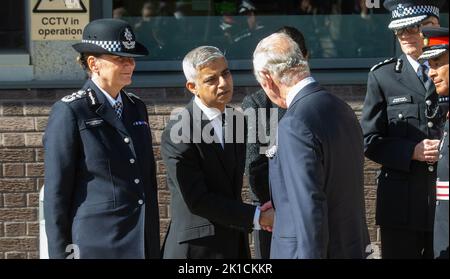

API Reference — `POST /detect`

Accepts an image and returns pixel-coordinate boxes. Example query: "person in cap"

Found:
[242,26,308,259]
[419,26,449,259]
[43,18,160,259]
[360,0,446,258]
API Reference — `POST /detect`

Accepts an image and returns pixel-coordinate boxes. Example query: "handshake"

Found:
[258,201,274,232]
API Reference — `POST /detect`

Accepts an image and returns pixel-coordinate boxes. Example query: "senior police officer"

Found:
[361,0,446,259]
[43,18,160,259]
[419,26,449,259]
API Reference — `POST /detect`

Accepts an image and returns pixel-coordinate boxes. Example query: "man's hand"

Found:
[260,201,273,211]
[412,139,440,163]
[259,206,274,232]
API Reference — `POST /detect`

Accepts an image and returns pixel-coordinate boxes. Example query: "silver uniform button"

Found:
[428,165,434,172]
[427,122,434,128]
[138,199,144,205]
[124,137,130,143]
[426,100,432,106]
[130,158,135,164]
[439,154,443,159]
[134,178,140,184]
[445,132,448,137]
[398,113,404,120]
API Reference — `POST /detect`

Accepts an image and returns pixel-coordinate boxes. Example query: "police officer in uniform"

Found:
[419,26,449,259]
[361,0,445,258]
[43,19,160,259]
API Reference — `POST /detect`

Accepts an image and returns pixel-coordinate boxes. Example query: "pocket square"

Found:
[133,120,149,126]
[265,145,277,158]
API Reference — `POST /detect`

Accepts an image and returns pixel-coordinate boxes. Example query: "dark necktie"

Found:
[419,64,432,90]
[113,101,123,120]
[221,113,226,149]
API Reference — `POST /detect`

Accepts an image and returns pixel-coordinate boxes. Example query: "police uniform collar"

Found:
[91,78,123,108]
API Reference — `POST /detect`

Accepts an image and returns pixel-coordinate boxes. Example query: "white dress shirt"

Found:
[194,96,262,230]
[406,54,429,77]
[91,79,123,108]
[286,76,316,108]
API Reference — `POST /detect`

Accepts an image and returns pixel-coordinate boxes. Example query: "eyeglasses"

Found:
[394,25,421,36]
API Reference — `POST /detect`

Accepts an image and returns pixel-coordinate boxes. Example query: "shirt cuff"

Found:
[253,206,261,230]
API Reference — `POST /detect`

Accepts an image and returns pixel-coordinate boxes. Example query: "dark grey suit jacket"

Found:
[161,99,256,259]
[269,81,370,258]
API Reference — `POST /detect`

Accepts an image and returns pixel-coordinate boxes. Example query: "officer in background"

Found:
[43,19,160,259]
[419,26,449,259]
[361,0,445,258]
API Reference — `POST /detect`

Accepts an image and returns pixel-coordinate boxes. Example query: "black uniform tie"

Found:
[113,101,123,120]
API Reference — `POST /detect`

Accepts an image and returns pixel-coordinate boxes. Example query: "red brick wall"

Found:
[0,85,379,259]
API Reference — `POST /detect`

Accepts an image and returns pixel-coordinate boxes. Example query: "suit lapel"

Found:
[396,54,427,96]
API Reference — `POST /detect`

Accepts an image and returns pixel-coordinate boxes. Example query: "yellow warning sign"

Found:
[30,0,90,41]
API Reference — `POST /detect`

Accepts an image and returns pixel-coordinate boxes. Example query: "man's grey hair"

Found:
[182,46,225,83]
[253,33,310,86]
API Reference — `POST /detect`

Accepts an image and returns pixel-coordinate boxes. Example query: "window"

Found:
[112,0,448,71]
[0,0,26,51]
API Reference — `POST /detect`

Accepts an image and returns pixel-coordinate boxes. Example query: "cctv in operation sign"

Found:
[30,0,90,40]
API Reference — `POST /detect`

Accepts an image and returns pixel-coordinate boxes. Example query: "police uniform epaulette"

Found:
[370,58,396,72]
[124,91,141,104]
[61,90,87,103]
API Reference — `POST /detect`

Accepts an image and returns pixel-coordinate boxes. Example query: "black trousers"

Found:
[253,229,271,259]
[380,226,434,259]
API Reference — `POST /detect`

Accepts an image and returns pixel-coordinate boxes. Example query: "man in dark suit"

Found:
[361,0,445,258]
[242,26,307,259]
[43,19,160,259]
[161,46,273,259]
[252,33,370,258]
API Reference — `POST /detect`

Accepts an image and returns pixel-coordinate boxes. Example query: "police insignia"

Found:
[122,27,136,50]
[61,90,86,103]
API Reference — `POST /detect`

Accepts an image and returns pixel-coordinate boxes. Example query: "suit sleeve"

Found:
[43,102,79,259]
[278,117,328,258]
[161,127,256,232]
[360,71,417,172]
[242,95,270,203]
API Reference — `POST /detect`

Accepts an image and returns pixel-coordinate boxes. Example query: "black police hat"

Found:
[383,0,444,30]
[419,26,449,62]
[72,18,148,57]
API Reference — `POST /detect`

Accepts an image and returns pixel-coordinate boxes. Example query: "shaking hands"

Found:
[258,201,274,232]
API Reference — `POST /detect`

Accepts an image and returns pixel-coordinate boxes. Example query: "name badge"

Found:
[388,95,412,105]
[85,119,104,128]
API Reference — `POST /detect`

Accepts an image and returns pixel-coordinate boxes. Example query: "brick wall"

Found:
[0,85,379,259]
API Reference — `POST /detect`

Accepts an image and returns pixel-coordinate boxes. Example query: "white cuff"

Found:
[253,206,261,230]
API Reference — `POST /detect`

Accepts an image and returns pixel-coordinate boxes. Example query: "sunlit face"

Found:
[396,17,439,59]
[187,57,233,111]
[90,54,136,93]
[428,51,449,96]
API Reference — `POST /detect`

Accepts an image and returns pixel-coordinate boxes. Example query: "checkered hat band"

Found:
[82,40,122,52]
[392,5,439,19]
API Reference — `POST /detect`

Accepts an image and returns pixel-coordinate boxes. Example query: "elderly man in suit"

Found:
[43,19,160,259]
[161,46,273,259]
[252,33,370,259]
